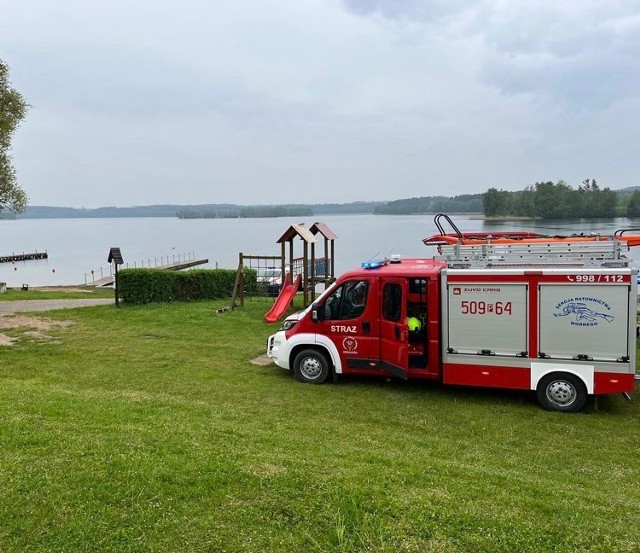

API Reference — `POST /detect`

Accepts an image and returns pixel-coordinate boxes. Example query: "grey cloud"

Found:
[341,0,477,21]
[344,0,640,111]
[479,5,640,111]
[13,46,287,125]
[5,0,640,207]
[483,51,638,111]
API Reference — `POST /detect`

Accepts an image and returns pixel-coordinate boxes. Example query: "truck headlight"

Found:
[281,320,297,331]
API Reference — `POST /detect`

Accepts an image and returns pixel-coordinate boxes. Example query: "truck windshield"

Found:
[323,280,369,320]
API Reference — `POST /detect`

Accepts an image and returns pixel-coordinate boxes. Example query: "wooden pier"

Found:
[0,251,48,263]
[86,258,209,287]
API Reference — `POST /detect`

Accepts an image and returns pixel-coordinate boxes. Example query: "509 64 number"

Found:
[460,300,512,315]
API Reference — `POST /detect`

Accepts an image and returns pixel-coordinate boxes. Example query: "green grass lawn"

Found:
[0,296,639,552]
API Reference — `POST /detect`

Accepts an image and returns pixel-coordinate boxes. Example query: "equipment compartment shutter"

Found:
[539,284,629,360]
[447,283,527,355]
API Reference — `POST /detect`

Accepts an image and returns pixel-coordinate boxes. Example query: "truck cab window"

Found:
[324,280,369,320]
[409,278,427,294]
[382,283,402,322]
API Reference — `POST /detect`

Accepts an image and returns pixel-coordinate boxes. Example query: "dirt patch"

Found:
[0,314,74,346]
[33,287,93,293]
[24,330,56,341]
[251,354,273,366]
[0,298,112,314]
[0,334,17,346]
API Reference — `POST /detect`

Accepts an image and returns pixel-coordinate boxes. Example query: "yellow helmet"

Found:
[407,317,421,332]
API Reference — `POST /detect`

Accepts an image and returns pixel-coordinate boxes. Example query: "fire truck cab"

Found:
[267,234,639,412]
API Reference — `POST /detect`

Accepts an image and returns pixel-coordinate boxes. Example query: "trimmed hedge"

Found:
[118,268,257,304]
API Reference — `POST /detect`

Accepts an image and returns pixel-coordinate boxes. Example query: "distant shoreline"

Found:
[469,215,543,221]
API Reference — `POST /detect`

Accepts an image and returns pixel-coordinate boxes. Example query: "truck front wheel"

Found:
[536,373,587,413]
[293,349,330,384]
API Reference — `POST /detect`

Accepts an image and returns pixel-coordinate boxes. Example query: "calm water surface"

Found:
[2,214,640,287]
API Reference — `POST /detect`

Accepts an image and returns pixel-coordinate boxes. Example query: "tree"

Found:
[0,59,29,215]
[577,178,618,218]
[483,188,510,217]
[598,188,618,218]
[627,191,640,218]
[531,180,581,219]
[517,186,536,217]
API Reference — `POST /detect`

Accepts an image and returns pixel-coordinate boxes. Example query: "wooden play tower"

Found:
[277,221,337,306]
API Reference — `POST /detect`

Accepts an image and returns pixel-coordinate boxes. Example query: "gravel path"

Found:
[0,298,113,314]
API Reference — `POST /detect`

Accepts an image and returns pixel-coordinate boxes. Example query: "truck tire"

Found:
[293,349,330,384]
[536,373,587,413]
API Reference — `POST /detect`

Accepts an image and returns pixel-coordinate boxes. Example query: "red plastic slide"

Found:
[264,274,302,323]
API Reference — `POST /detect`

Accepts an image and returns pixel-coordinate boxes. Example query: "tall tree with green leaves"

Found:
[483,188,510,217]
[626,190,640,218]
[0,59,29,215]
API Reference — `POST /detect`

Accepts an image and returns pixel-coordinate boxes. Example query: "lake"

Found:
[2,214,640,287]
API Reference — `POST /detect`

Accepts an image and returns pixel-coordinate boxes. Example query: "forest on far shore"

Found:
[5,181,640,220]
[483,179,640,219]
[374,180,640,220]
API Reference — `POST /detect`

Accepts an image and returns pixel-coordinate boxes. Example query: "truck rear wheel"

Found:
[536,373,587,413]
[293,349,330,384]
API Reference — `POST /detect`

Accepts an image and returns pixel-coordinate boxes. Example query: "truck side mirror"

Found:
[311,303,324,322]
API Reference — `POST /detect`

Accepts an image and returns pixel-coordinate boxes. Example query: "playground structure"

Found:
[230,222,337,320]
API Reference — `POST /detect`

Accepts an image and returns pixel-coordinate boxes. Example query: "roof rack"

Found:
[434,239,629,269]
[424,214,640,269]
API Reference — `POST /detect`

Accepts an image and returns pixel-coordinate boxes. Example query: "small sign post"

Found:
[108,247,124,307]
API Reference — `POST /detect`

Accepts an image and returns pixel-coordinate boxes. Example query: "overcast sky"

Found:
[2,0,639,208]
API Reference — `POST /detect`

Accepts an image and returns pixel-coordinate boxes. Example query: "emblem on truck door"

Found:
[554,297,614,326]
[342,337,358,352]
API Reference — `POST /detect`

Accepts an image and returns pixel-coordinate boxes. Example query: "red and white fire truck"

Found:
[267,217,640,412]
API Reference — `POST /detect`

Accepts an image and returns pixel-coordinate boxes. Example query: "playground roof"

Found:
[276,224,317,244]
[310,222,337,240]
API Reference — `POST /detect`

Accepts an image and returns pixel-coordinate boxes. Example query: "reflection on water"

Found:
[2,214,640,287]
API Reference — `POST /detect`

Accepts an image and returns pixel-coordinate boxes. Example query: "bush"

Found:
[118,268,253,304]
[117,269,174,304]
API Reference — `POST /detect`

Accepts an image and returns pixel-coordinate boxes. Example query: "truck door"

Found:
[316,278,373,367]
[380,278,409,379]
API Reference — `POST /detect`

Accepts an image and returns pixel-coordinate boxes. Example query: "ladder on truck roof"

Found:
[434,239,629,269]
[424,214,640,269]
